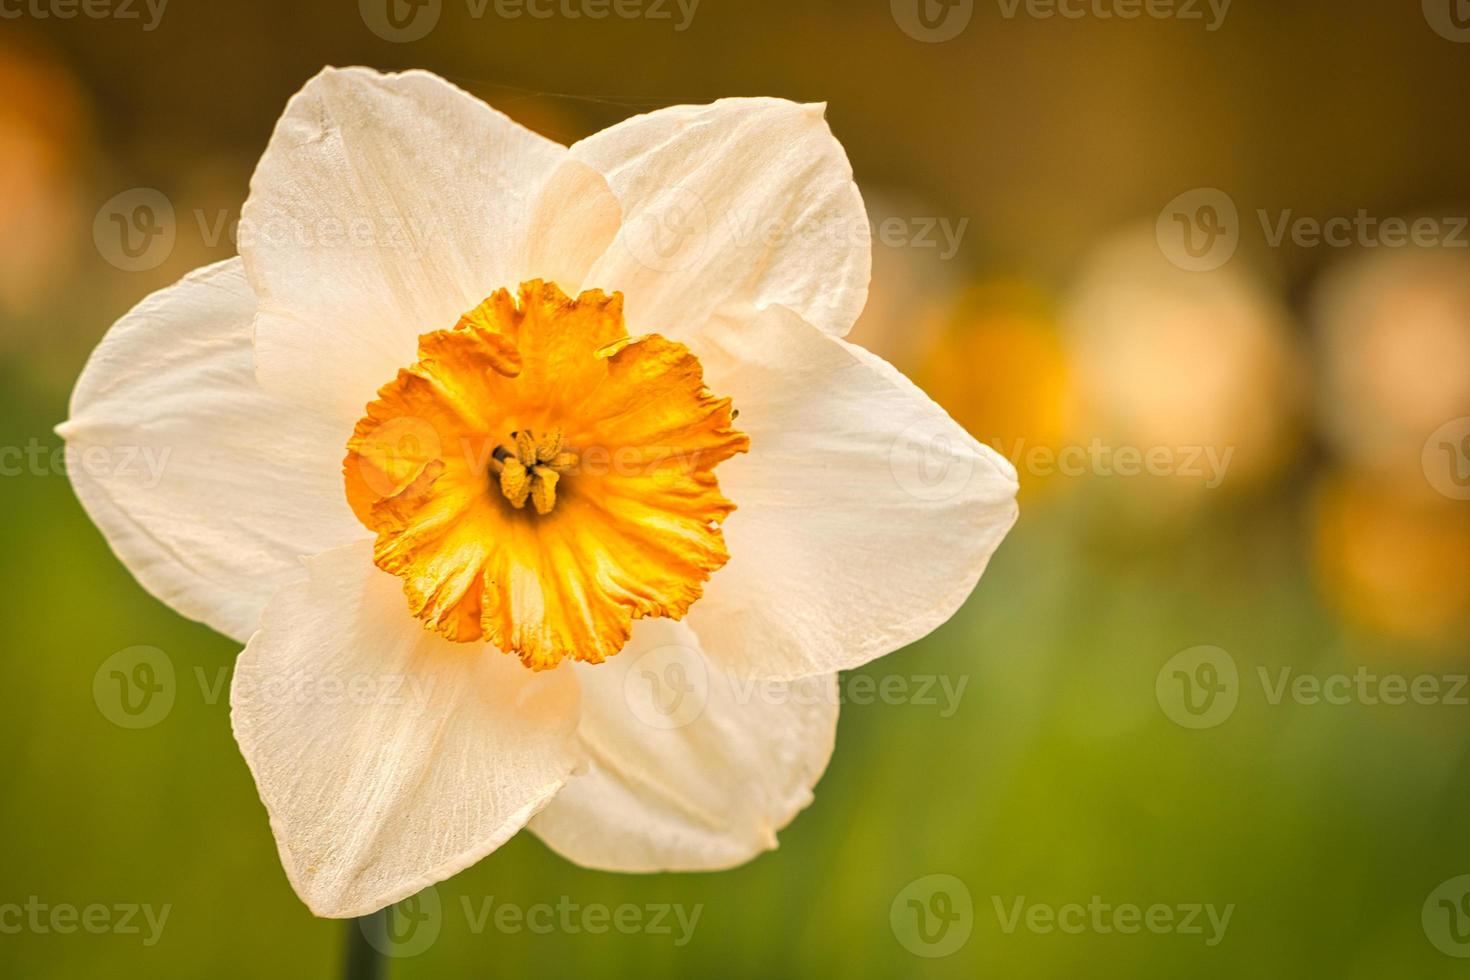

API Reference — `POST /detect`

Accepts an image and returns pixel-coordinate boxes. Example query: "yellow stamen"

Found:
[531,466,559,515]
[498,456,531,509]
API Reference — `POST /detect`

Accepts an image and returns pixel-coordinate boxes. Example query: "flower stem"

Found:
[343,908,391,980]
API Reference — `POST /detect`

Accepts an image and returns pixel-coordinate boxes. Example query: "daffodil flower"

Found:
[59,67,1018,918]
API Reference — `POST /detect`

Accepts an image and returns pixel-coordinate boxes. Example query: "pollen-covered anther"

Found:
[489,429,580,513]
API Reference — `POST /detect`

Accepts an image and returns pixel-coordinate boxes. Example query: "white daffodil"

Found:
[60,67,1018,918]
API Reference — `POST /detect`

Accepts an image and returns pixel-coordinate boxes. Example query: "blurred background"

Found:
[3,1,1470,976]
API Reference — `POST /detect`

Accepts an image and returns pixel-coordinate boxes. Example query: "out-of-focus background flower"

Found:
[3,2,1469,976]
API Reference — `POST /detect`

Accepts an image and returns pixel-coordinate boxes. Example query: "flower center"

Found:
[343,280,749,670]
[490,428,579,515]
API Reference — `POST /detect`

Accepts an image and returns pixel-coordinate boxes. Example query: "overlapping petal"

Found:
[58,258,361,642]
[530,619,838,871]
[231,541,583,918]
[242,67,567,426]
[570,97,871,342]
[688,304,1020,680]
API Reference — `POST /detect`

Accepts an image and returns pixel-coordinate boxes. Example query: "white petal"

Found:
[529,619,837,872]
[243,67,566,426]
[57,258,362,643]
[525,159,622,295]
[231,541,582,918]
[572,98,870,341]
[689,305,1020,680]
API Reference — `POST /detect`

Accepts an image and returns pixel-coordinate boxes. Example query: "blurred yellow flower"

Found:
[0,41,85,317]
[1312,243,1470,484]
[1310,469,1470,646]
[915,280,1076,498]
[1061,229,1303,507]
